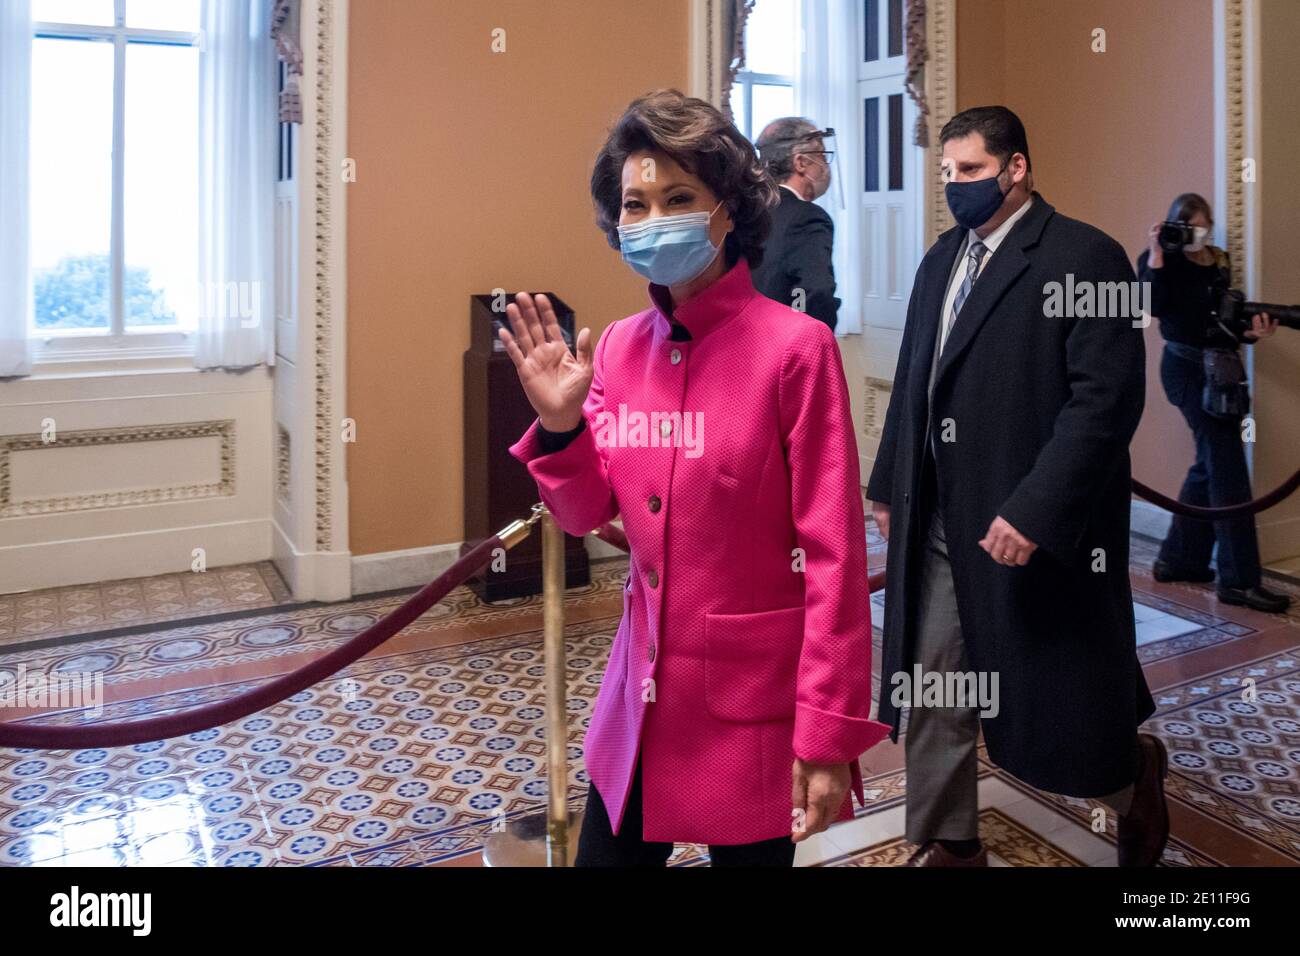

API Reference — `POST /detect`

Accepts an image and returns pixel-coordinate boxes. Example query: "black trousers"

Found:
[574,757,797,867]
[1156,345,1261,589]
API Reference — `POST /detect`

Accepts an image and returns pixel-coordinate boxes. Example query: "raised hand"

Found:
[498,292,593,432]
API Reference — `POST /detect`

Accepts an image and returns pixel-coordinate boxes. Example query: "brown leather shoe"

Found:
[1118,733,1170,867]
[904,841,988,867]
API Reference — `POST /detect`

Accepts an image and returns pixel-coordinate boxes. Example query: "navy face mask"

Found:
[945,161,1010,230]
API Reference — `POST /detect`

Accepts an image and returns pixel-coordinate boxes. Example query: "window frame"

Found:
[30,0,201,364]
[731,68,795,141]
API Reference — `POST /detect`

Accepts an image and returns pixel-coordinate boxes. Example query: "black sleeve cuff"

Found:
[537,417,586,454]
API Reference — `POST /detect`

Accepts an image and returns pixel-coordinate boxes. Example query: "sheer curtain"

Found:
[196,0,276,369]
[797,0,861,334]
[0,0,32,378]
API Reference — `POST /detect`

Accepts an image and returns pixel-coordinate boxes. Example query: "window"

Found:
[730,0,797,140]
[30,0,201,360]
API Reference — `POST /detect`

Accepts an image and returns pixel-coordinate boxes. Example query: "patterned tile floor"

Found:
[0,562,293,649]
[0,530,1297,867]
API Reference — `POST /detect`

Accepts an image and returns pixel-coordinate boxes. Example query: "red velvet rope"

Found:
[0,515,920,751]
[17,467,1277,753]
[1132,467,1300,521]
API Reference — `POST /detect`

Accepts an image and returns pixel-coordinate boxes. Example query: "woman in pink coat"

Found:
[500,89,889,866]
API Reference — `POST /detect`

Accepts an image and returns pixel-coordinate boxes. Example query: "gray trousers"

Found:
[904,510,1134,843]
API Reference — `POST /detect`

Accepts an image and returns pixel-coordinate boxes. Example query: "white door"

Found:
[855,0,925,479]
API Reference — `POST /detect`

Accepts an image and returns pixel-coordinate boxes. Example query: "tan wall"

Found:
[348,0,1295,563]
[1253,0,1300,562]
[347,0,689,555]
[956,0,1213,499]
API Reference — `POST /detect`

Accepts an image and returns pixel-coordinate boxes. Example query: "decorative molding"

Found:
[0,420,235,518]
[689,0,724,108]
[861,377,893,441]
[274,0,349,601]
[1222,0,1245,280]
[276,425,291,503]
[707,0,716,105]
[313,0,336,553]
[924,0,956,246]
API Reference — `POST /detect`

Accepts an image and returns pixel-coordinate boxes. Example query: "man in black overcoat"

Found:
[751,117,841,330]
[866,106,1168,867]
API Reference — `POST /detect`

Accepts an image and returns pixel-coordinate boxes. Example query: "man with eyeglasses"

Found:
[752,119,841,332]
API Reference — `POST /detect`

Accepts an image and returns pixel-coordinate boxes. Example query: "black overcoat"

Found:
[750,187,842,330]
[866,194,1155,796]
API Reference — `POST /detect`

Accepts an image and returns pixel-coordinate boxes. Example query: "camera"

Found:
[1157,220,1196,252]
[1211,287,1300,339]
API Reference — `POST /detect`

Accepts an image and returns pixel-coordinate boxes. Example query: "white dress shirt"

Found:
[936,195,1035,356]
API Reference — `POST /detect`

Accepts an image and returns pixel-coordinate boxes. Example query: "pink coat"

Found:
[510,257,889,845]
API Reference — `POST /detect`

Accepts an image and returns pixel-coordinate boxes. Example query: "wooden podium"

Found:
[462,292,590,601]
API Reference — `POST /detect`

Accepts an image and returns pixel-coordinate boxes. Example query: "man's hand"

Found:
[979,515,1037,566]
[872,501,891,541]
[791,758,850,843]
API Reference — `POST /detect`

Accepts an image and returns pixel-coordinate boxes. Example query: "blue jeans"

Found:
[1156,344,1261,589]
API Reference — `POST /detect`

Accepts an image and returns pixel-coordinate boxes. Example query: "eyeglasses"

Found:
[801,149,835,162]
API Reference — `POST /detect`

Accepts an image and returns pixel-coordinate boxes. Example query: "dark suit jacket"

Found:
[865,193,1153,797]
[751,186,840,331]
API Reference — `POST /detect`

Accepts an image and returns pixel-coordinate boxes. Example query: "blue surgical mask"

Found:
[617,200,725,286]
[944,162,1009,230]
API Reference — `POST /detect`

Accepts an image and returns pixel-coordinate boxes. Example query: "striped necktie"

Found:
[942,240,988,353]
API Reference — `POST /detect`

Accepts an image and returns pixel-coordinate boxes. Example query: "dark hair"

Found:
[1167,192,1213,224]
[590,89,777,270]
[939,105,1032,172]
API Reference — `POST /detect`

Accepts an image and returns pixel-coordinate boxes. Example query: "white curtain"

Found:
[0,0,32,378]
[196,0,277,369]
[797,0,861,335]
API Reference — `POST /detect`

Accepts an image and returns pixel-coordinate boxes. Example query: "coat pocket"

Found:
[703,605,804,722]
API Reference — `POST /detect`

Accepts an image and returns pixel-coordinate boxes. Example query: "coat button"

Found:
[670,348,682,365]
[647,643,656,662]
[648,495,661,513]
[659,419,672,438]
[647,569,659,588]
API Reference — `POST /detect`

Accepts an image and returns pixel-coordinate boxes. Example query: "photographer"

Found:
[1137,192,1290,613]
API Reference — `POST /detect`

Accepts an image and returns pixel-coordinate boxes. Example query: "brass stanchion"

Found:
[481,505,584,866]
